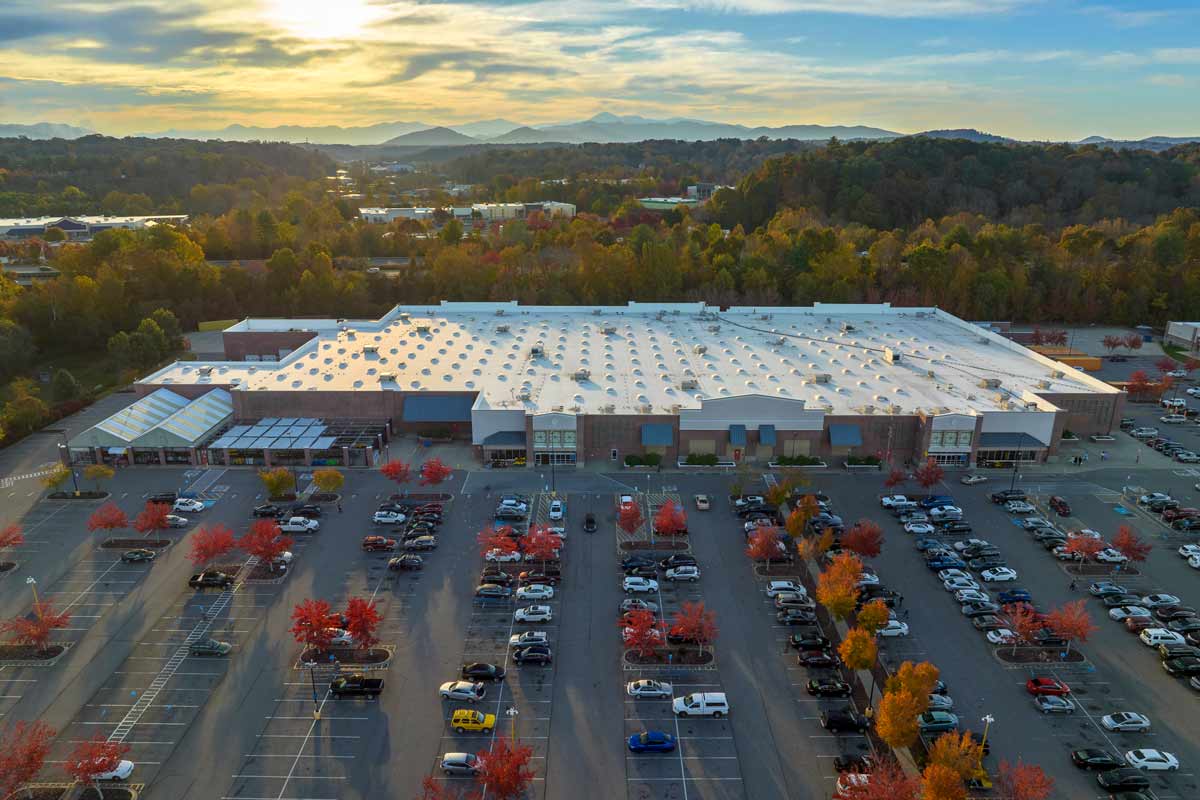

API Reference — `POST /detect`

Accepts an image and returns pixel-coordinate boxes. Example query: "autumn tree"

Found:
[64,734,130,796]
[618,501,645,535]
[928,731,985,781]
[745,528,782,561]
[789,494,820,536]
[1112,525,1151,564]
[653,500,687,536]
[87,502,128,534]
[1156,356,1177,375]
[475,735,535,800]
[258,467,295,499]
[40,463,72,493]
[914,458,945,490]
[876,687,926,749]
[922,762,967,800]
[413,775,455,800]
[380,459,412,487]
[419,458,453,485]
[522,526,560,567]
[1122,333,1143,355]
[833,756,920,800]
[478,525,519,559]
[1004,603,1044,653]
[765,478,796,509]
[1126,369,1153,398]
[343,597,382,653]
[132,500,171,537]
[887,660,942,699]
[621,609,662,658]
[1,601,71,653]
[311,468,344,495]
[883,467,908,488]
[82,463,114,493]
[838,627,878,672]
[670,601,718,655]
[237,520,292,571]
[0,719,56,799]
[842,519,883,559]
[856,598,891,634]
[997,759,1055,800]
[1063,536,1103,561]
[290,598,338,651]
[187,524,237,568]
[0,523,24,557]
[1045,599,1096,655]
[816,551,863,620]
[1101,335,1122,356]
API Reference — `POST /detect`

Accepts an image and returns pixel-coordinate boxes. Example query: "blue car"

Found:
[628,730,677,753]
[919,496,956,509]
[914,537,942,551]
[998,589,1033,604]
[927,556,966,570]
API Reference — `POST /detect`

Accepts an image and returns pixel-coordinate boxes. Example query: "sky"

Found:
[1,0,1199,140]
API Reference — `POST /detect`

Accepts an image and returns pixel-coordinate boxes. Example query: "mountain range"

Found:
[0,122,94,139]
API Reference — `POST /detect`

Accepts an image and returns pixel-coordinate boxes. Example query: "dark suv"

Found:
[1095,769,1150,792]
[820,708,870,733]
[990,490,1026,504]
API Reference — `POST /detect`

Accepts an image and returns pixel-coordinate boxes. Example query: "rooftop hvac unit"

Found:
[841,323,856,333]
[552,405,563,412]
[926,370,935,379]
[518,391,531,401]
[770,337,787,347]
[603,403,616,414]
[602,325,617,335]
[198,366,213,376]
[862,404,875,415]
[378,373,396,382]
[707,325,721,333]
[979,378,1002,389]
[883,347,901,364]
[809,373,831,384]
[531,344,544,357]
[415,325,431,334]
[681,379,699,391]
[996,394,1010,407]
[572,369,591,381]
[398,313,410,322]
[759,314,772,321]
[363,345,378,354]
[640,404,654,414]
[495,309,506,316]
[592,309,602,315]
[890,404,903,414]
[656,311,666,320]
[1037,379,1051,389]
[670,404,682,414]
[977,336,991,345]
[693,344,708,354]
[1051,370,1064,379]
[495,324,510,333]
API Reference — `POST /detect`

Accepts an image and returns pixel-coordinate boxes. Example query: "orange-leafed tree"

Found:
[876,688,925,749]
[1156,356,1177,375]
[87,502,128,534]
[522,526,560,567]
[915,458,945,489]
[187,524,237,568]
[63,734,130,795]
[1063,536,1104,561]
[475,735,535,800]
[132,501,171,536]
[1,601,72,653]
[238,520,292,571]
[883,467,908,488]
[380,459,412,486]
[765,480,795,509]
[419,458,453,486]
[343,597,382,653]
[1111,525,1152,564]
[257,467,295,498]
[0,522,23,554]
[478,526,518,559]
[0,719,55,799]
[290,598,338,651]
[922,761,967,800]
[1122,333,1143,354]
[618,502,644,535]
[856,598,891,634]
[745,528,781,561]
[838,627,878,672]
[621,609,662,658]
[928,731,985,781]
[886,660,941,699]
[1045,599,1096,655]
[1004,603,1044,653]
[1101,335,1122,356]
[653,500,687,536]
[787,495,820,538]
[670,601,718,656]
[816,552,863,620]
[833,756,920,800]
[997,759,1055,800]
[842,519,884,559]
[1126,370,1152,398]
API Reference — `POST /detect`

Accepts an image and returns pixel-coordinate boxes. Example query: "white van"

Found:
[1160,414,1186,424]
[672,692,728,718]
[1139,628,1184,647]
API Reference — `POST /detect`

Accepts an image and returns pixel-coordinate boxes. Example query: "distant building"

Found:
[1,263,61,286]
[370,163,416,174]
[638,197,700,211]
[359,202,576,225]
[0,215,189,241]
[686,183,719,200]
[1165,321,1200,351]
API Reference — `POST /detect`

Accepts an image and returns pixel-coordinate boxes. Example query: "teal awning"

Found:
[729,424,747,446]
[758,424,776,445]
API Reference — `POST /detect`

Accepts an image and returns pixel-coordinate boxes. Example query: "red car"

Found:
[1162,507,1200,522]
[361,536,397,552]
[414,503,443,513]
[1025,677,1070,696]
[1048,496,1071,516]
[1125,617,1156,632]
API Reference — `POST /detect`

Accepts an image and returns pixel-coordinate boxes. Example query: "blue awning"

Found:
[729,424,747,446]
[402,394,475,422]
[978,432,1048,448]
[758,424,776,445]
[641,423,674,446]
[829,424,862,447]
[483,430,526,447]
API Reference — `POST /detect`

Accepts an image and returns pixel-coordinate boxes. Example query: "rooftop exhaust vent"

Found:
[979,378,1002,390]
[198,366,213,376]
[681,379,699,391]
[693,344,708,354]
[572,369,591,381]
[883,347,901,364]
[415,325,431,334]
[495,309,506,316]
[809,373,831,384]
[378,372,396,382]
[602,325,617,335]
[841,323,856,333]
[530,343,544,357]
[496,324,509,333]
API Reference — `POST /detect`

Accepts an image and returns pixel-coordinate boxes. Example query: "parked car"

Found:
[821,708,870,733]
[279,517,319,533]
[627,730,676,753]
[361,536,397,552]
[1034,695,1076,714]
[665,565,700,582]
[806,678,852,697]
[513,605,553,623]
[1048,496,1071,516]
[1124,749,1179,772]
[1096,768,1150,792]
[165,514,189,528]
[329,674,384,697]
[626,679,672,699]
[917,711,959,732]
[583,513,597,532]
[961,474,987,485]
[990,490,1027,504]
[439,681,486,702]
[388,554,423,570]
[512,645,553,665]
[189,638,232,656]
[451,709,495,733]
[122,548,156,563]
[188,570,232,589]
[440,753,481,776]
[1071,749,1124,770]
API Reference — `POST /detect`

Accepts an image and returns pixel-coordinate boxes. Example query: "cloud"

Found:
[1145,73,1191,87]
[920,37,951,47]
[628,0,1030,16]
[1082,5,1173,28]
[1152,48,1200,64]
[1086,51,1147,67]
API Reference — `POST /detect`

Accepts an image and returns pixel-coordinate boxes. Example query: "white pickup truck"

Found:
[279,516,320,533]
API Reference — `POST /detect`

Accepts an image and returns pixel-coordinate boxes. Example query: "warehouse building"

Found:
[0,214,189,240]
[71,302,1123,469]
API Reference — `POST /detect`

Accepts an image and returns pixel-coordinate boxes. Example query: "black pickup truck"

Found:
[188,570,232,589]
[329,674,384,697]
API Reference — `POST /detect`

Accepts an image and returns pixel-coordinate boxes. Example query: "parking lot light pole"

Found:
[304,661,321,720]
[26,576,39,615]
[506,706,519,739]
[979,713,994,770]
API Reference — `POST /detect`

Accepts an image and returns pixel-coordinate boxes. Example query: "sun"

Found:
[265,0,385,40]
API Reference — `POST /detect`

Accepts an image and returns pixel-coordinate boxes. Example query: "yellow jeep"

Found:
[451,708,496,733]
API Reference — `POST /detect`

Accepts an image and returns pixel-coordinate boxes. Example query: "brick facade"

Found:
[222,330,318,361]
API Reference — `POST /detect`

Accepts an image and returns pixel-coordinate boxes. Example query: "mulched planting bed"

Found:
[996,647,1086,664]
[625,648,714,666]
[0,562,16,573]
[100,538,171,550]
[1066,563,1141,576]
[0,644,65,660]
[269,493,298,502]
[300,646,390,666]
[244,562,289,580]
[18,788,140,800]
[620,540,689,551]
[309,493,340,503]
[79,789,137,800]
[46,491,109,500]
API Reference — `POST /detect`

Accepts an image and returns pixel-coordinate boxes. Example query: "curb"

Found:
[294,645,396,673]
[0,642,73,668]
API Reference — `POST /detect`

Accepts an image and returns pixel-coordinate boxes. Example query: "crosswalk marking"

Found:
[0,467,59,489]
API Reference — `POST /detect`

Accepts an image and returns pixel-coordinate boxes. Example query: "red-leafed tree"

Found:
[475,735,535,800]
[833,756,921,800]
[1101,335,1122,356]
[997,759,1055,800]
[1063,536,1104,561]
[237,520,292,571]
[64,734,129,795]
[477,525,518,559]
[187,524,237,568]
[1122,333,1143,354]
[343,597,382,653]
[842,519,884,559]
[1043,329,1068,347]
[621,609,662,658]
[379,459,411,486]
[1004,603,1044,653]
[522,526,560,567]
[1111,525,1151,564]
[414,775,455,800]
[0,719,55,799]
[1045,600,1097,655]
[745,528,782,562]
[1157,375,1175,399]
[87,502,128,534]
[1029,328,1045,346]
[1126,370,1153,398]
[290,598,338,651]
[0,523,25,551]
[1156,356,1177,375]
[1,601,72,653]
[883,468,908,488]
[914,458,944,490]
[670,601,718,656]
[618,501,644,535]
[653,500,687,536]
[419,458,453,486]
[132,501,171,536]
